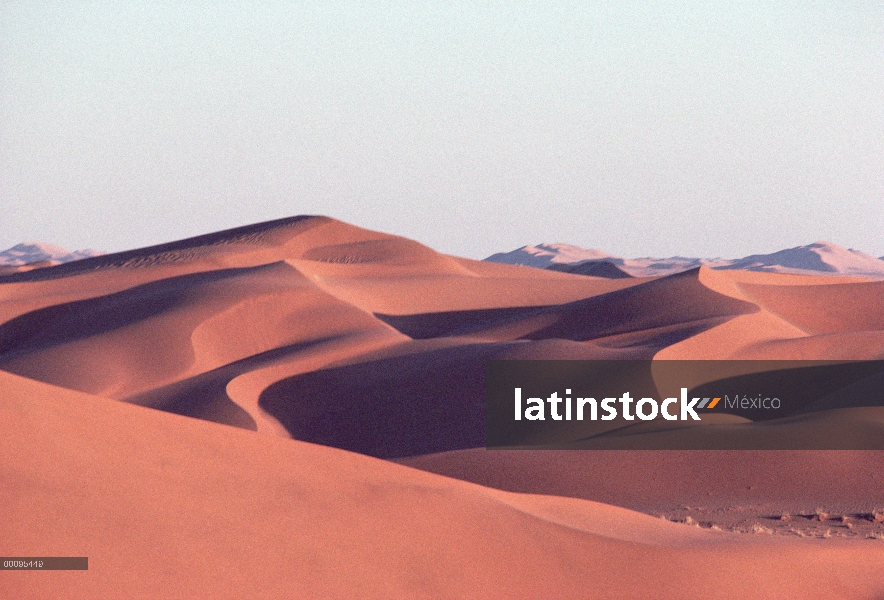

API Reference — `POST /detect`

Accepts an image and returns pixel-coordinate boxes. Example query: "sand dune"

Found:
[738,279,884,335]
[0,261,401,399]
[4,371,884,599]
[3,216,884,448]
[3,215,884,596]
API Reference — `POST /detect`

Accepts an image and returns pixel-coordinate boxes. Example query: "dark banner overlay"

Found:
[1,557,88,570]
[486,360,884,450]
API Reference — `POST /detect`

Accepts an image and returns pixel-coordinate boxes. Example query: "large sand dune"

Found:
[4,371,884,599]
[3,215,884,596]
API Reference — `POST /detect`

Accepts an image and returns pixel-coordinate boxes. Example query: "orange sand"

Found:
[3,216,884,597]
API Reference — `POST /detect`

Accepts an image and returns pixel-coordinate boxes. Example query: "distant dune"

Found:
[488,240,884,279]
[485,242,615,267]
[547,260,634,278]
[2,215,884,597]
[0,242,103,267]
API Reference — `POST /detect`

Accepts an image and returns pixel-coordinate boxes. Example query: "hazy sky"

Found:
[2,2,882,259]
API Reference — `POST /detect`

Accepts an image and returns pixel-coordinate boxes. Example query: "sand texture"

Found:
[3,216,884,598]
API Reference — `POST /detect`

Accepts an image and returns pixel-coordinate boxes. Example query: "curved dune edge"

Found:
[655,268,884,360]
[3,371,884,600]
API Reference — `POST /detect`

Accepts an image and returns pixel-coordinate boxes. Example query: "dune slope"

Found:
[3,371,884,600]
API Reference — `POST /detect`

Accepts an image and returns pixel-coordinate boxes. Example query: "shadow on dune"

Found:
[377,268,758,342]
[547,260,634,279]
[258,344,508,458]
[0,264,288,357]
[125,336,357,432]
[257,308,759,459]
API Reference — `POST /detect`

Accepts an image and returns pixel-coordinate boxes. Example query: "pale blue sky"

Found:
[2,2,882,258]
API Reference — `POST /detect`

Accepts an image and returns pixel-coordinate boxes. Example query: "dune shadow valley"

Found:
[3,215,884,599]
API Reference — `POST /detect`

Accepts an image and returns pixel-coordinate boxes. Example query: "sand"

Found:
[2,215,884,597]
[4,371,884,599]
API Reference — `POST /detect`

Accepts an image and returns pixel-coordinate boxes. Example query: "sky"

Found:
[2,1,883,259]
